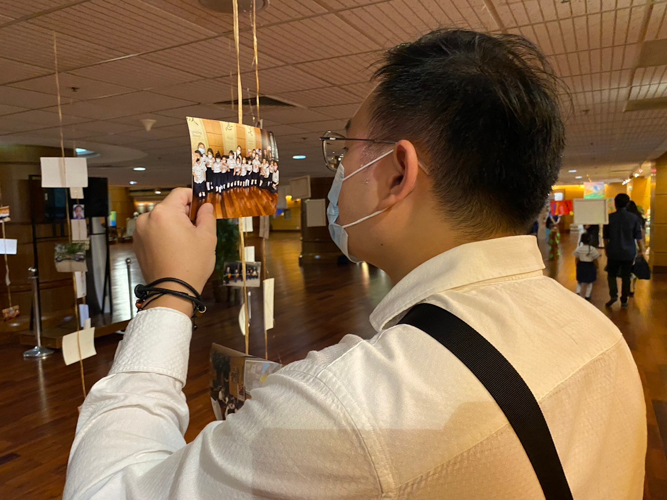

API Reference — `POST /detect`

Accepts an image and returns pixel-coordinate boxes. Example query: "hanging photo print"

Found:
[221,261,261,287]
[2,305,19,321]
[54,243,87,272]
[72,204,85,220]
[0,206,10,222]
[187,117,279,220]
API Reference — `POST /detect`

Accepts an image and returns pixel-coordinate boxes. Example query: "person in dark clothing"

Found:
[583,224,600,248]
[603,193,645,308]
[626,201,646,297]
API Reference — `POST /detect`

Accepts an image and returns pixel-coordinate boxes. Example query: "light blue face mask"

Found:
[327,150,394,263]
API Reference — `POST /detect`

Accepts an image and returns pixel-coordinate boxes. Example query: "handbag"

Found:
[400,304,573,500]
[632,256,651,280]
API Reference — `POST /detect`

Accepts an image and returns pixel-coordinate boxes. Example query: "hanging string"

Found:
[239,219,250,354]
[232,0,243,125]
[231,1,250,353]
[0,187,11,310]
[53,32,86,399]
[252,0,260,123]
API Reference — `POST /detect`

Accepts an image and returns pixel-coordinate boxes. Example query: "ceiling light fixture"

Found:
[575,176,582,179]
[292,155,306,160]
[568,170,577,173]
[133,167,146,171]
[129,181,137,185]
[155,190,162,194]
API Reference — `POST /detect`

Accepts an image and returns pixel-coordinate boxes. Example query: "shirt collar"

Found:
[370,235,545,331]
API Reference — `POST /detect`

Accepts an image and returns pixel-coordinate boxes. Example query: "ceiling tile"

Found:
[0,86,60,108]
[0,58,52,85]
[0,104,28,116]
[313,103,360,119]
[275,86,361,107]
[294,51,382,86]
[256,107,332,124]
[70,56,200,90]
[155,104,237,121]
[109,113,185,128]
[233,66,330,95]
[0,24,123,71]
[27,0,217,55]
[9,72,135,100]
[144,36,285,78]
[236,14,382,65]
[152,78,235,103]
[0,0,74,19]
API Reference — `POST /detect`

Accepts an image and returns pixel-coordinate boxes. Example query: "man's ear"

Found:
[378,139,420,210]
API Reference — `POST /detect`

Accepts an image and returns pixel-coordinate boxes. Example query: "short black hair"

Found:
[580,232,591,246]
[615,193,630,209]
[370,29,565,237]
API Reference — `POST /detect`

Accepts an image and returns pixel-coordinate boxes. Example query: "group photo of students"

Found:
[191,143,280,201]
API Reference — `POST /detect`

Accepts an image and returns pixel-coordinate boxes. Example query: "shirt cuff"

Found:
[109,307,193,385]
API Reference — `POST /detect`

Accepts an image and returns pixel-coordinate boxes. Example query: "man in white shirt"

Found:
[65,29,645,499]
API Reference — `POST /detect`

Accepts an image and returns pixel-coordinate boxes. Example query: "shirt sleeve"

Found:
[64,308,380,500]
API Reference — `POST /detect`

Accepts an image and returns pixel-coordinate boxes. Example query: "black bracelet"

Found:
[134,278,206,329]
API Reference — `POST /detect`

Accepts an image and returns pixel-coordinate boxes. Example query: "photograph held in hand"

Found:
[187,117,279,220]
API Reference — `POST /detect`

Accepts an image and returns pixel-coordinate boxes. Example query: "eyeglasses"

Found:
[319,131,395,172]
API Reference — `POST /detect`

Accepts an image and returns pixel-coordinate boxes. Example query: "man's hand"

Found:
[133,188,216,315]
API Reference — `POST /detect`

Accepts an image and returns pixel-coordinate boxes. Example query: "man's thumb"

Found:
[195,203,216,232]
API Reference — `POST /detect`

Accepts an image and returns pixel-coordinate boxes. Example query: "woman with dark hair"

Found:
[626,201,646,297]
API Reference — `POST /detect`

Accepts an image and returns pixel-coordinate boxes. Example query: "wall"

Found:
[653,152,667,270]
[271,198,301,231]
[109,186,135,234]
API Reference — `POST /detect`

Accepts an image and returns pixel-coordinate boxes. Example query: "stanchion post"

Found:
[24,267,54,358]
[126,258,134,319]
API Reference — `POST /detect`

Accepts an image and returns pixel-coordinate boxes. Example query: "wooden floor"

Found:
[1,231,666,498]
[191,186,278,219]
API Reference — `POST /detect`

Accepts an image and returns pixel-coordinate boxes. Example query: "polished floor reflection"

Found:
[0,231,665,498]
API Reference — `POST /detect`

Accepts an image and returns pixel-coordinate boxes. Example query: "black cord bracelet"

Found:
[134,278,206,329]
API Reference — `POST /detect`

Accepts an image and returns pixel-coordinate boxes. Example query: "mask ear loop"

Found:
[342,149,394,181]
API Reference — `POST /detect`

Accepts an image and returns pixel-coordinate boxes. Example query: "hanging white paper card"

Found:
[40,157,88,188]
[71,219,88,242]
[238,292,252,336]
[0,239,17,255]
[78,303,89,329]
[75,271,86,298]
[244,246,255,262]
[263,278,275,331]
[305,199,327,227]
[62,328,96,366]
[241,217,253,233]
[70,187,84,199]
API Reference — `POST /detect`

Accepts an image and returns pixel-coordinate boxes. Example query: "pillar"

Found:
[653,152,667,272]
[299,177,341,264]
[0,144,76,339]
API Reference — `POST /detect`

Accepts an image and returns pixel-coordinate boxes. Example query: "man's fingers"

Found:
[196,203,216,235]
[159,187,193,216]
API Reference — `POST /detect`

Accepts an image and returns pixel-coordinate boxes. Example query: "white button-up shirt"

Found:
[64,236,646,499]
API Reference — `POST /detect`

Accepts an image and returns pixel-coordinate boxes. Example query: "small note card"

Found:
[62,328,96,366]
[40,157,88,188]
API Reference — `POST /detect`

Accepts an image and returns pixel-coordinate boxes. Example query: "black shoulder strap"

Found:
[399,303,573,500]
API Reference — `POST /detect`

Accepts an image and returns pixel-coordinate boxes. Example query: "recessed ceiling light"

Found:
[133,167,146,171]
[568,170,577,173]
[292,155,306,160]
[155,190,161,194]
[575,176,582,179]
[129,181,137,185]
